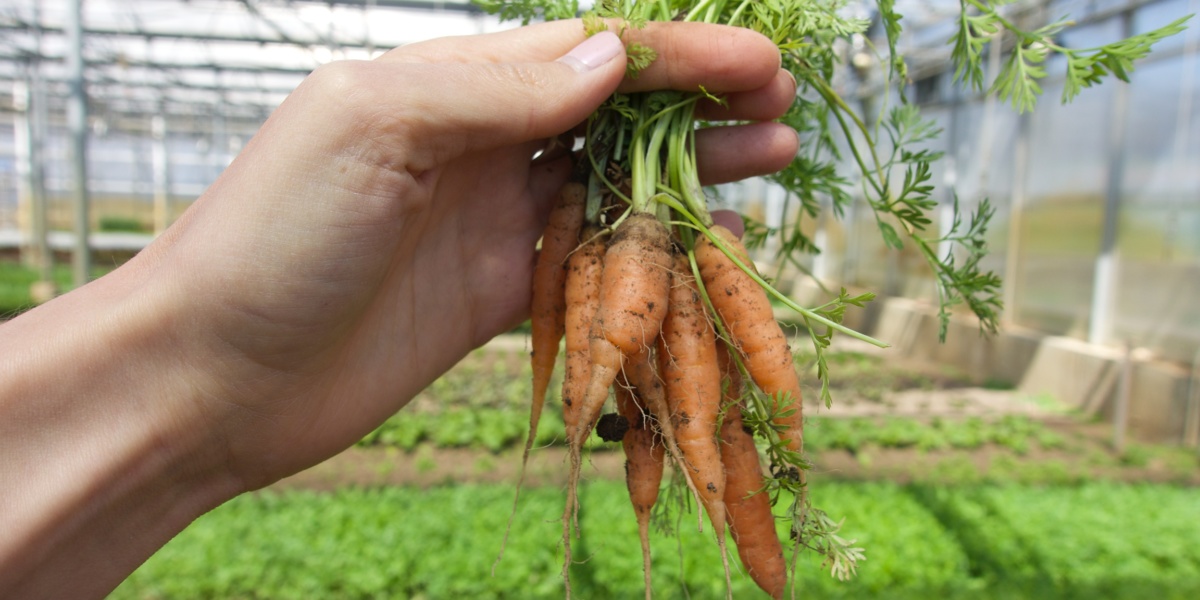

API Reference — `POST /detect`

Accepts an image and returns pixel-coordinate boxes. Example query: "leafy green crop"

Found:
[803,415,1062,455]
[113,482,972,599]
[112,481,1200,599]
[911,482,1200,599]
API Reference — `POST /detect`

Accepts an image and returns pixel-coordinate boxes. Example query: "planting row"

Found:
[357,406,1069,456]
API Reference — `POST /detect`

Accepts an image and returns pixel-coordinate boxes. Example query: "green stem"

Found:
[671,102,711,226]
[704,0,727,23]
[807,75,887,198]
[727,0,752,27]
[629,120,649,212]
[657,0,673,21]
[641,115,671,213]
[585,115,630,207]
[683,0,718,23]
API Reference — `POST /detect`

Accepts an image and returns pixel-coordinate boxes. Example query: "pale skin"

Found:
[0,20,798,597]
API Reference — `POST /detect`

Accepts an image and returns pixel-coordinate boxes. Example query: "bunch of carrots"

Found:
[485,4,874,599]
[522,176,804,600]
[487,14,838,600]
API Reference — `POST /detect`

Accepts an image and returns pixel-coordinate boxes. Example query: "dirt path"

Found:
[272,446,626,491]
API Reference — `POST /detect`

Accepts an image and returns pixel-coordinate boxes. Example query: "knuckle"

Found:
[495,63,552,91]
[489,63,564,131]
[298,60,418,157]
[300,61,379,118]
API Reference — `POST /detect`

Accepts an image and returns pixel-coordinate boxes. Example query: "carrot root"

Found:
[496,182,585,575]
[558,224,606,597]
[616,372,666,600]
[697,225,805,455]
[659,249,733,599]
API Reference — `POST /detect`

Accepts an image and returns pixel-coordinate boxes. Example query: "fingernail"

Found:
[557,31,623,73]
[783,68,798,92]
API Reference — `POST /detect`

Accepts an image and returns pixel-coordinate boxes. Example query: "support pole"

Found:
[1088,10,1133,346]
[66,0,91,287]
[14,78,55,303]
[1185,348,1200,448]
[152,111,172,234]
[1113,341,1134,455]
[17,0,53,301]
[1003,111,1030,326]
[14,80,34,260]
[30,75,51,290]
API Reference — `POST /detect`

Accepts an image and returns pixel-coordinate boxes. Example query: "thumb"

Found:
[397,31,627,164]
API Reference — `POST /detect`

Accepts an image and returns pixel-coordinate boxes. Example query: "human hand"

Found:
[119,20,798,489]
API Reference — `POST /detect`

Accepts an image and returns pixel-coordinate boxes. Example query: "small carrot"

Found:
[561,225,606,442]
[657,249,732,597]
[615,366,665,600]
[623,350,671,447]
[496,183,585,574]
[624,348,696,499]
[559,224,606,596]
[525,182,586,464]
[563,213,672,595]
[574,212,673,447]
[696,225,804,454]
[719,351,787,600]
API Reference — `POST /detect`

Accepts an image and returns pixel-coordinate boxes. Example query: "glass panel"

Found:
[1114,52,1200,361]
[1013,63,1114,338]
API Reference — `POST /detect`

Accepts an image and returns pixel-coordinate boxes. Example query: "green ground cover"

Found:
[112,481,1200,599]
[358,401,1070,457]
[0,261,48,315]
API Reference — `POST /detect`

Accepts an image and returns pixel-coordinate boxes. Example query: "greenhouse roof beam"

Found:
[0,50,316,76]
[0,21,389,53]
[0,70,297,99]
[302,0,484,14]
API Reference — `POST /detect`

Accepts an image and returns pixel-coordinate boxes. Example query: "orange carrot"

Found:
[496,183,585,574]
[574,213,673,447]
[719,353,787,599]
[623,350,670,444]
[525,182,585,463]
[625,346,706,528]
[559,224,606,596]
[615,366,665,600]
[657,249,732,596]
[561,225,606,442]
[624,350,688,487]
[696,225,804,454]
[563,213,671,595]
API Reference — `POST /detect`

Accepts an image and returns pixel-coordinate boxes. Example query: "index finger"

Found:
[388,19,782,95]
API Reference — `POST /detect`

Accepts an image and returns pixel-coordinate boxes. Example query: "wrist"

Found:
[0,262,243,596]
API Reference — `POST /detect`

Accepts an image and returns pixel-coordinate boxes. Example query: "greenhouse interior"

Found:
[1,0,1199,598]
